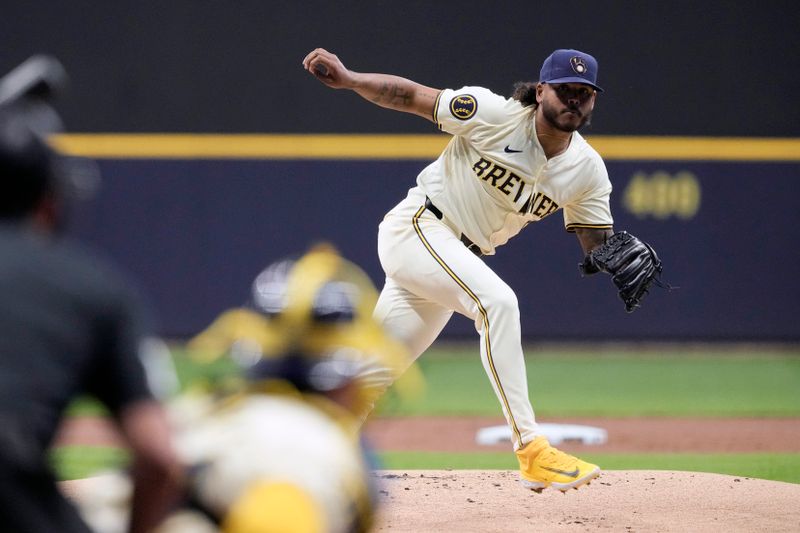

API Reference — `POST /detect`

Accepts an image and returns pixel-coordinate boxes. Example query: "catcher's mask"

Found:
[189,244,413,403]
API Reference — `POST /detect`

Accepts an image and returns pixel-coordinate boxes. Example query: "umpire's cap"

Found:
[0,55,99,221]
[0,115,98,221]
[0,114,58,219]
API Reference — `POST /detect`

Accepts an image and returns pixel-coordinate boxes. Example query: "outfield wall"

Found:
[59,135,800,341]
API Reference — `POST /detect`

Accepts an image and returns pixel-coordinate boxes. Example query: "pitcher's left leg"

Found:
[408,242,600,491]
[404,219,539,450]
[467,279,539,450]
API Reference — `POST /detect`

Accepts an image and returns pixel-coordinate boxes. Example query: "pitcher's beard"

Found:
[541,104,592,132]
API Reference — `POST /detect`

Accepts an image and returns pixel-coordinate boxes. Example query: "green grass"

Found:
[65,344,800,418]
[376,451,800,484]
[378,346,800,417]
[56,344,800,484]
[50,446,130,481]
[52,446,800,485]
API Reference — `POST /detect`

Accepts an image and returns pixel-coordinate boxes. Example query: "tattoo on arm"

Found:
[371,82,412,107]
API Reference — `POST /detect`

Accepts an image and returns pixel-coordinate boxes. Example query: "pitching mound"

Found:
[372,469,800,532]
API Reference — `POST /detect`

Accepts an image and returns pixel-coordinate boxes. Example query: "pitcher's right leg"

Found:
[373,278,453,365]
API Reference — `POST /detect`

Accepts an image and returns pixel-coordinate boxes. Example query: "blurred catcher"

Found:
[175,243,419,533]
[76,245,418,533]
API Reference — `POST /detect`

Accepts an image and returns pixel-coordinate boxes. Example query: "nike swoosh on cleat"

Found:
[504,145,523,153]
[541,466,580,478]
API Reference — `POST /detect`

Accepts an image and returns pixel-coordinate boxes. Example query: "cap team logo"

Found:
[570,56,588,75]
[450,94,477,120]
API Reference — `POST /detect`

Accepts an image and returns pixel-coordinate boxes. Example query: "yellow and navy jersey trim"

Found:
[432,91,444,131]
[565,223,614,233]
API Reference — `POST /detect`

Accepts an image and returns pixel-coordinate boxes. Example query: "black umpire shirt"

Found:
[0,223,155,532]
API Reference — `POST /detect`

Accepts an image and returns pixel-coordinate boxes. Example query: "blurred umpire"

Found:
[0,56,182,532]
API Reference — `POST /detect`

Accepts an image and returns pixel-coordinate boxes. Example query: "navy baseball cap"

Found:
[539,49,603,92]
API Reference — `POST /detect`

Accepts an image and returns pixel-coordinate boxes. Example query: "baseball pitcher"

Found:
[303,47,662,493]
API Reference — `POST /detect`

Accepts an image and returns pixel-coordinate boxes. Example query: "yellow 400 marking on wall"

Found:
[622,171,701,220]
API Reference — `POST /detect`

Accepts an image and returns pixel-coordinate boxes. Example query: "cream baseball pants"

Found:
[372,190,538,449]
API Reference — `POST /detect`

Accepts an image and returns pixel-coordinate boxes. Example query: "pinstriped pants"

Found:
[372,190,538,450]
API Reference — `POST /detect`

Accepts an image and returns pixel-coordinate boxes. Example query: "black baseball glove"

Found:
[579,231,663,313]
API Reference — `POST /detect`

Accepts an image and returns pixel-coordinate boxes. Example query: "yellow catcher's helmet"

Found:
[188,243,421,418]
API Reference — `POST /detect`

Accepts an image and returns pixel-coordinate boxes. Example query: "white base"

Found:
[476,423,608,446]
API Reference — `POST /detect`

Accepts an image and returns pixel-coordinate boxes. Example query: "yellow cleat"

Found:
[516,436,600,492]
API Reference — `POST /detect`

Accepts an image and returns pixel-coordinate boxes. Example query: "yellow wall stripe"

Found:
[51,134,450,160]
[51,133,800,161]
[590,136,800,161]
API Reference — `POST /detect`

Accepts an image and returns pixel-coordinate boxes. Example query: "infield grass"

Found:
[378,344,800,417]
[52,446,800,484]
[57,343,800,484]
[67,343,800,418]
[51,446,129,481]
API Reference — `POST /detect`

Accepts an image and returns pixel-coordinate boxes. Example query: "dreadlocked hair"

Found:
[511,81,539,108]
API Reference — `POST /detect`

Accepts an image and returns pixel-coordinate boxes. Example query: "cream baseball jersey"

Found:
[415,86,613,255]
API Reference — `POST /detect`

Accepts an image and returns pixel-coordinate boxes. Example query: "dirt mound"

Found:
[372,469,800,532]
[56,417,800,531]
[61,469,800,532]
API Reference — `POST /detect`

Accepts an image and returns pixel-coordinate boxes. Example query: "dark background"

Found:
[1,1,798,136]
[2,1,798,340]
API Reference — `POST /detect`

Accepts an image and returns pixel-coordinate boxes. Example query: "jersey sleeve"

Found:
[562,156,614,233]
[434,86,514,139]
